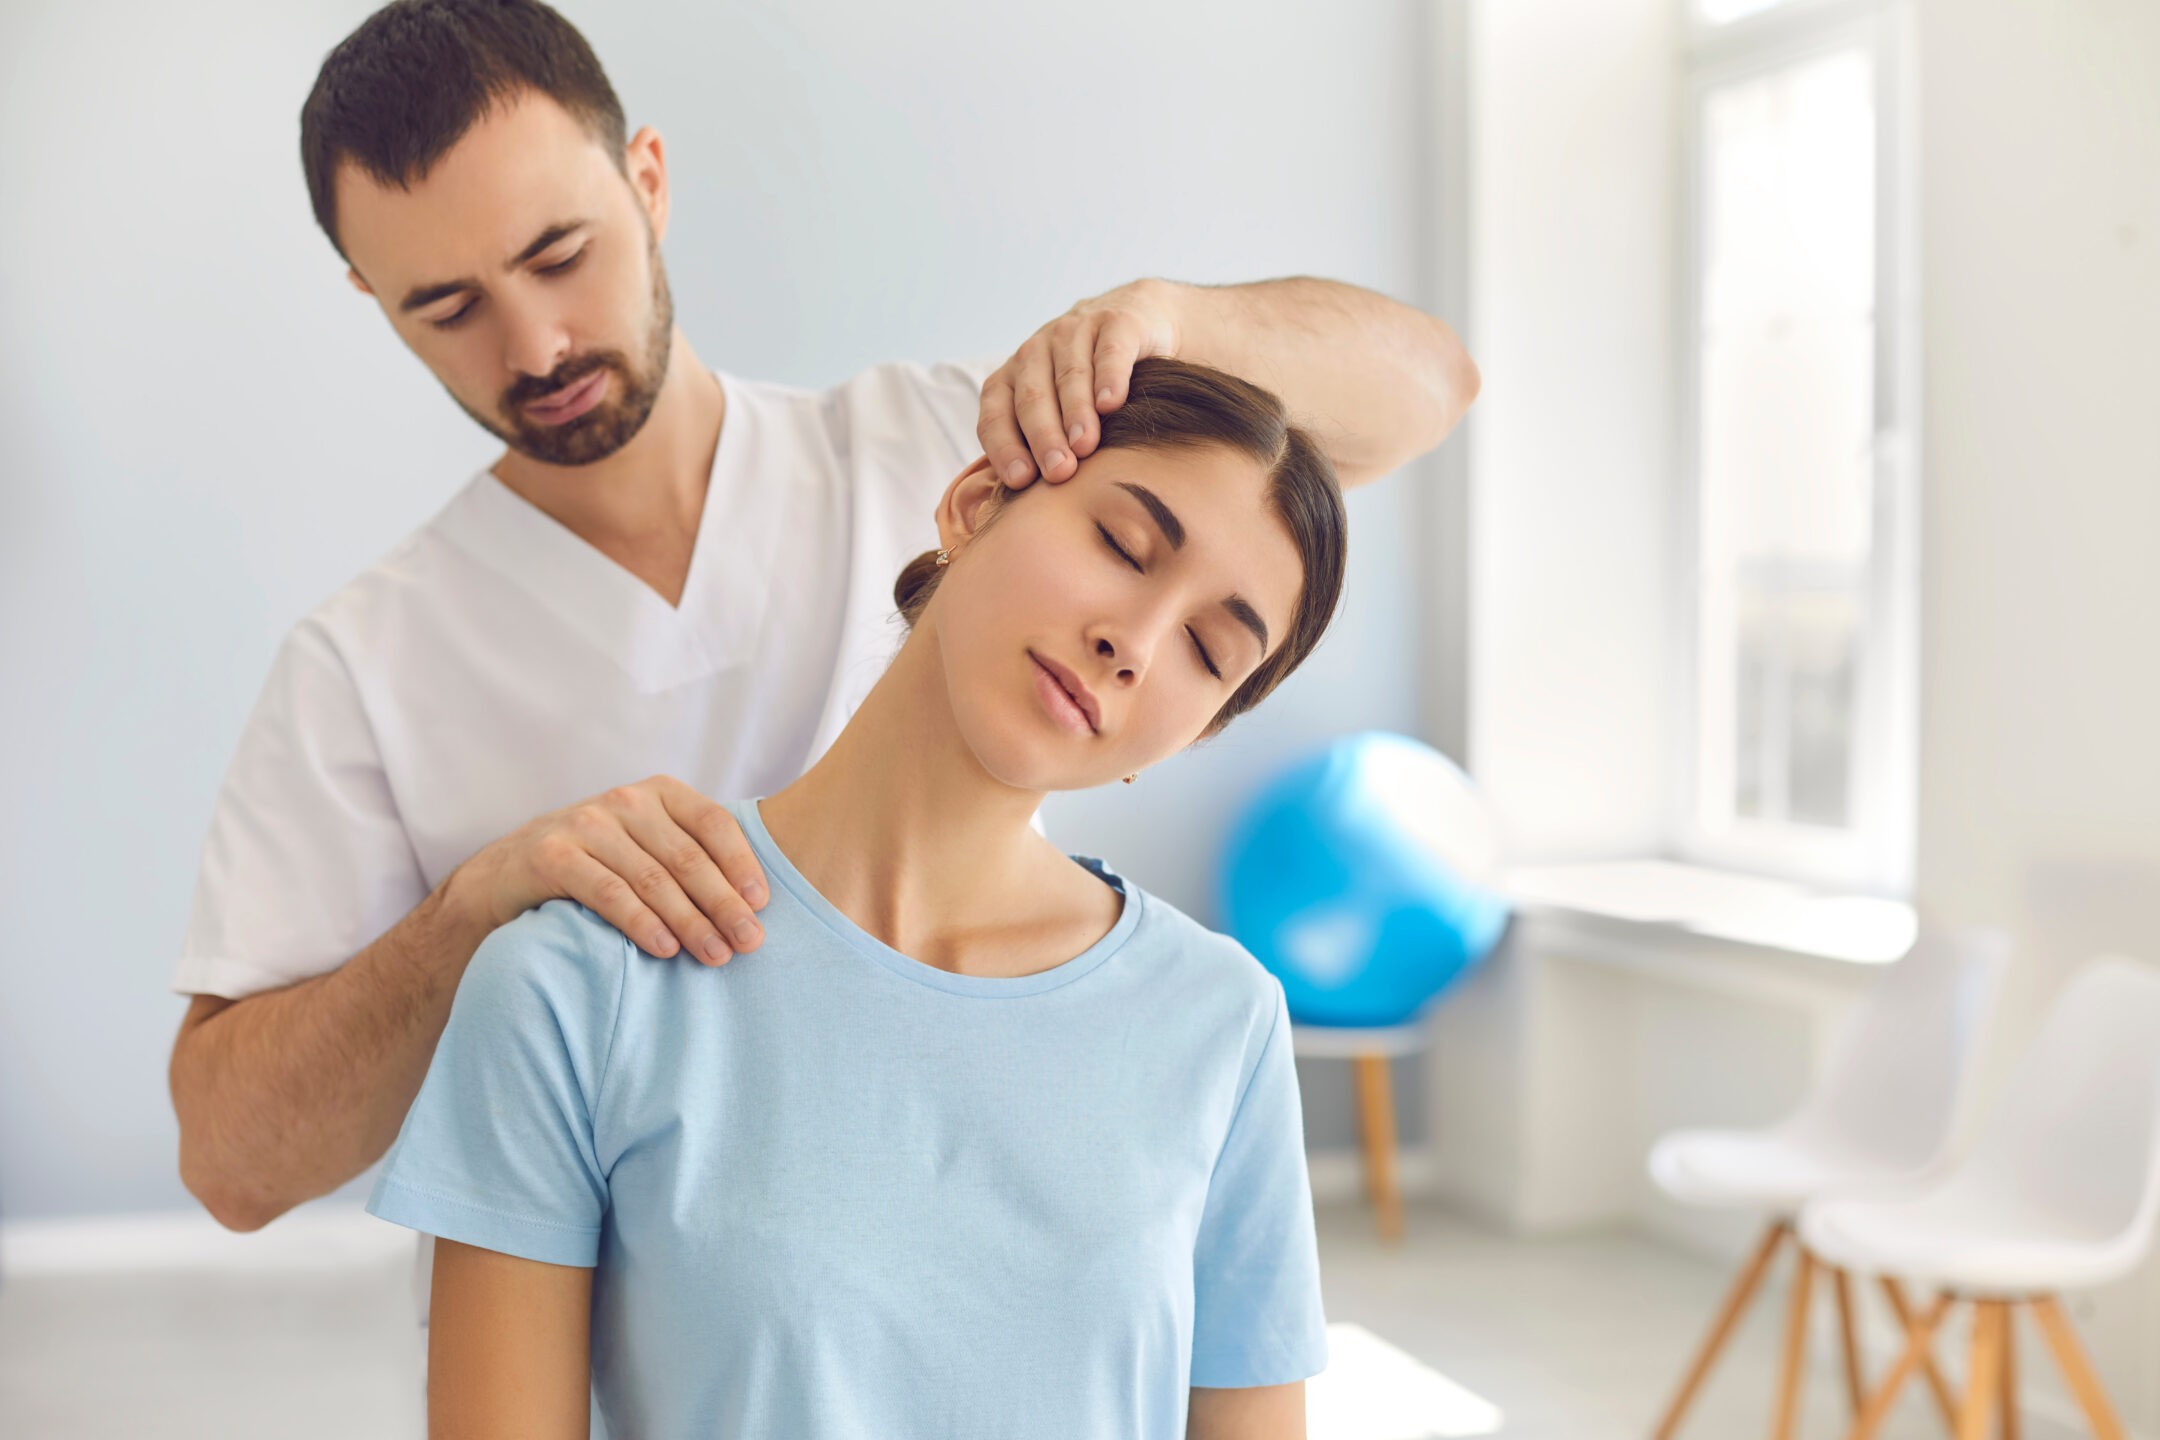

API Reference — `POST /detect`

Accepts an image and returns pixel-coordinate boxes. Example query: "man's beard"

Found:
[454,228,676,467]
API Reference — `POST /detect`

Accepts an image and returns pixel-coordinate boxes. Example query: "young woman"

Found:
[367,357,1349,1439]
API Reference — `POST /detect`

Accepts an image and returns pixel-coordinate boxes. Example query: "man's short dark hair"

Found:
[300,0,628,260]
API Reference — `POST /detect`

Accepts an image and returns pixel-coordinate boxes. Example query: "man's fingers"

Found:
[625,811,761,961]
[663,787,769,908]
[642,797,767,955]
[1088,319,1143,428]
[585,823,736,966]
[548,845,680,962]
[1009,341,1075,485]
[1049,317,1103,469]
[975,377,1038,490]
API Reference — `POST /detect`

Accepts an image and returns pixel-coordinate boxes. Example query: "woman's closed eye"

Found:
[1189,627,1221,680]
[1096,521,1143,573]
[1095,522,1222,680]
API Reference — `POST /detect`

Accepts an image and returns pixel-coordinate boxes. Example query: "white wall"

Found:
[0,0,1446,1219]
[1913,0,2160,1427]
[1912,0,2160,969]
[1462,0,1677,862]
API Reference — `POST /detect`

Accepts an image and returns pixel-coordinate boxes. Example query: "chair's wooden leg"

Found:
[1773,1245,1817,1440]
[1881,1276,1962,1429]
[2031,1295,2127,1440]
[1959,1300,2005,1440]
[1843,1293,1954,1440]
[1350,1052,1403,1244]
[1652,1220,1790,1440]
[1832,1266,1865,1415]
[1998,1300,2019,1440]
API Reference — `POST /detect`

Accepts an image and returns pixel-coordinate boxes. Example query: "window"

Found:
[1677,0,1916,892]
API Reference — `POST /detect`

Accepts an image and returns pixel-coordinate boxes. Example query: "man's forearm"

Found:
[170,878,496,1231]
[1164,276,1480,488]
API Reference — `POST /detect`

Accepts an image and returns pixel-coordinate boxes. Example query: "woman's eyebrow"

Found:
[1113,482,1270,652]
[1115,482,1186,549]
[1223,595,1270,654]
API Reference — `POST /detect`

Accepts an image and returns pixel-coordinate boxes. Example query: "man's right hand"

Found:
[445,775,769,965]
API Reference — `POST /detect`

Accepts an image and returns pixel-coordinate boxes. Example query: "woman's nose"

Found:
[1095,632,1144,682]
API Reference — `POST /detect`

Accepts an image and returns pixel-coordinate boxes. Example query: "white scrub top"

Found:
[174,356,997,1001]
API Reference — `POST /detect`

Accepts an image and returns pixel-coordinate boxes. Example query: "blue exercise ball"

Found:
[1218,732,1511,1027]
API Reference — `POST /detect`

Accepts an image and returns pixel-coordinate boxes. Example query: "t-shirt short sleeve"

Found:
[1189,980,1331,1389]
[366,901,628,1269]
[173,618,429,998]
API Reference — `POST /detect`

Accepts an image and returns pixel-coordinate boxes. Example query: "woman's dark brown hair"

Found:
[894,356,1348,737]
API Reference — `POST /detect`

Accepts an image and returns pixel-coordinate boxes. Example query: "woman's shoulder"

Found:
[1117,875,1287,1019]
[458,899,633,1026]
[479,896,629,957]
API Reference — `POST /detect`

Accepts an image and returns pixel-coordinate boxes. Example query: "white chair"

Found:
[1648,927,2012,1440]
[1802,954,2160,1440]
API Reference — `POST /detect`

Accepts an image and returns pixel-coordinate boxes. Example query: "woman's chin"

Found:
[979,757,1104,796]
[959,726,1122,796]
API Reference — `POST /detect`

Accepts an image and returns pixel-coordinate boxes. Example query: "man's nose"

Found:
[501,301,572,382]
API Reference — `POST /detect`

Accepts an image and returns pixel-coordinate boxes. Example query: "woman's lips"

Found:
[524,368,608,425]
[1031,653,1097,736]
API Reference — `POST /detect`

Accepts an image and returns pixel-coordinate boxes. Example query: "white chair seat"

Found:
[1801,1192,2148,1297]
[1645,929,2010,1215]
[1798,955,2160,1300]
[1649,1127,1925,1211]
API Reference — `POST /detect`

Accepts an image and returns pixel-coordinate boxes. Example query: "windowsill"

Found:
[1500,858,1917,966]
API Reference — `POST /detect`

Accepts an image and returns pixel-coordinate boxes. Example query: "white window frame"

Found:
[1670,0,1919,896]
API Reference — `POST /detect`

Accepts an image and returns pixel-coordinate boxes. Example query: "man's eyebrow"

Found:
[1115,481,1271,653]
[1115,482,1186,550]
[397,219,592,314]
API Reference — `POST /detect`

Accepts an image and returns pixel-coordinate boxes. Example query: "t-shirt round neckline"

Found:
[729,796,1143,998]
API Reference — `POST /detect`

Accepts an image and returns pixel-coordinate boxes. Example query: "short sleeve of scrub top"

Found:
[173,617,428,998]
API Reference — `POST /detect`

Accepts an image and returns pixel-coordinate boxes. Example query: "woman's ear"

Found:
[933,455,1007,553]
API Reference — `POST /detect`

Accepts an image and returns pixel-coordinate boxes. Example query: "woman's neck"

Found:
[758,624,1096,975]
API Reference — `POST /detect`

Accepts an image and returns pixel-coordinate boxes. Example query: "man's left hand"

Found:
[976,279,1183,489]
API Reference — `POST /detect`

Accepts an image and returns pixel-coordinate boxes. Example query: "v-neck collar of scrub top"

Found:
[431,368,780,695]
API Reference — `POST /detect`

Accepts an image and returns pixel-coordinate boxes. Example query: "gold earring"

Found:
[1122,773,1136,785]
[935,548,950,568]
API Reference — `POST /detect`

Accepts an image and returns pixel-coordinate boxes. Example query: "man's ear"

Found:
[346,267,373,297]
[934,455,1006,554]
[625,126,670,243]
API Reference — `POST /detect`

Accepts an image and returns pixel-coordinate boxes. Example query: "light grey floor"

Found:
[0,1198,2085,1439]
[1310,1201,2083,1440]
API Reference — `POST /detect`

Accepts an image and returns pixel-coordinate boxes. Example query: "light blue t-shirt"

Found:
[367,796,1328,1438]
